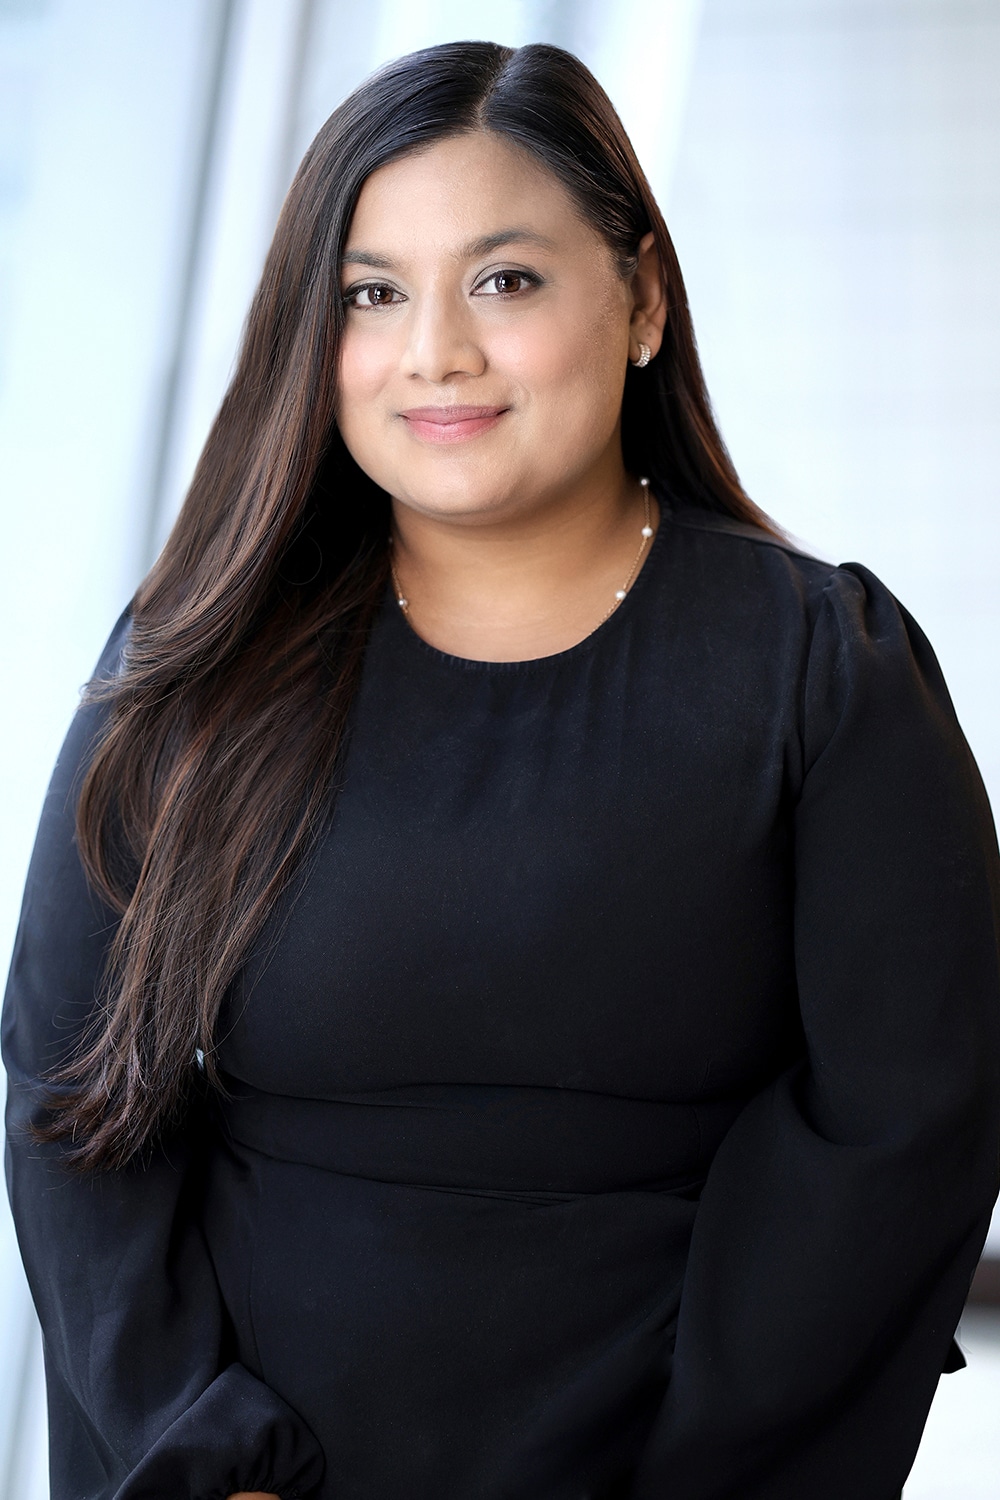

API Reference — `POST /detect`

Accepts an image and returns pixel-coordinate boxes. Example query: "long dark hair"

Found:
[41,40,775,1169]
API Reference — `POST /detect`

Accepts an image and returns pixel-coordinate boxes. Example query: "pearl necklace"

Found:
[389,476,654,626]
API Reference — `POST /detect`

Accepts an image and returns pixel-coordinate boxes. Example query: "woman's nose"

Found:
[400,292,486,383]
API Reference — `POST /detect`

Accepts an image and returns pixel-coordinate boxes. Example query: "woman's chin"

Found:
[389,474,526,524]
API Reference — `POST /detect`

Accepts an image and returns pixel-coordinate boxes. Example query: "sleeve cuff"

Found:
[111,1363,325,1500]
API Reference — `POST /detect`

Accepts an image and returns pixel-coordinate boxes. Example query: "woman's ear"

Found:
[628,230,668,364]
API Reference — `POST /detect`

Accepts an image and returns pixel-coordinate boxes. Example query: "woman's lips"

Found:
[400,405,507,443]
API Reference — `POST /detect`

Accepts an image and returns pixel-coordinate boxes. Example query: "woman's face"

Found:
[336,131,653,526]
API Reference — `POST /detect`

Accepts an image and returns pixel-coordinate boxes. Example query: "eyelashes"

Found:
[475,269,542,297]
[344,283,403,309]
[342,268,543,309]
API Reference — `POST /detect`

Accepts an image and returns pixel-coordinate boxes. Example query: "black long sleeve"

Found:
[2,611,324,1500]
[630,562,1000,1499]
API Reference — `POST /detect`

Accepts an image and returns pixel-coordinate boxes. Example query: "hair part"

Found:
[37,39,777,1170]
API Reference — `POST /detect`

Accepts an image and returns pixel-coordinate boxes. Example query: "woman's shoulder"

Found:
[659,496,904,638]
[664,497,838,586]
[93,602,134,679]
[655,497,957,741]
[657,498,984,810]
[42,604,135,810]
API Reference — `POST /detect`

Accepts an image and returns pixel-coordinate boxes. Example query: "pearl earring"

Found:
[631,343,651,369]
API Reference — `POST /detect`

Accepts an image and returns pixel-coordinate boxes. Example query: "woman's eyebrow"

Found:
[461,228,557,258]
[341,228,557,272]
[341,248,396,270]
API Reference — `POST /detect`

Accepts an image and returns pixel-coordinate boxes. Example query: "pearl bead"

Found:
[641,525,653,537]
[397,597,407,608]
[615,589,627,600]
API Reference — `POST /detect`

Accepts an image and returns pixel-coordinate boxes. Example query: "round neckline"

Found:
[381,491,672,673]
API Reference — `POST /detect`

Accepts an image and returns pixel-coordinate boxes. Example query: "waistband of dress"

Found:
[216,1077,748,1194]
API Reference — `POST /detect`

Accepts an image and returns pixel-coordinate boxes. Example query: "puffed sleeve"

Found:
[630,563,1000,1500]
[2,610,325,1500]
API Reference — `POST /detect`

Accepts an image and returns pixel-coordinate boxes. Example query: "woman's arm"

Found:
[3,611,324,1500]
[629,564,1000,1500]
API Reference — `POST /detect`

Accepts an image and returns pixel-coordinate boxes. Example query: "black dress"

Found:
[5,493,1000,1500]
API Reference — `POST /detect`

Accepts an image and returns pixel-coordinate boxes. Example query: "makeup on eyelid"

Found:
[342,269,543,309]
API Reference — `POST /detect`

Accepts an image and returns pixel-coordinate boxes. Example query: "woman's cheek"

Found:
[517,328,625,454]
[508,300,625,391]
[338,330,397,401]
[487,315,581,389]
[336,346,396,466]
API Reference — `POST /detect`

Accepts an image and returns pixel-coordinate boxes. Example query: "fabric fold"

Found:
[111,1364,325,1500]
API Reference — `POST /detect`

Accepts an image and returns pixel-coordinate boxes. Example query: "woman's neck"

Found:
[387,462,660,662]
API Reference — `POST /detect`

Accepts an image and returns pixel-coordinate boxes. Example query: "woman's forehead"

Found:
[343,134,600,265]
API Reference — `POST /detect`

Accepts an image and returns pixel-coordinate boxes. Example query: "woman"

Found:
[4,38,999,1500]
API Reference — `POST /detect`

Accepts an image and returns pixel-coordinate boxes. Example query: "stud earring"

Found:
[631,343,652,369]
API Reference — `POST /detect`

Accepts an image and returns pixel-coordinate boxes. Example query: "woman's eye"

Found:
[475,270,538,297]
[345,283,402,308]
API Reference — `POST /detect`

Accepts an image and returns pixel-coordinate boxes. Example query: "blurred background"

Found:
[1,0,998,1494]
